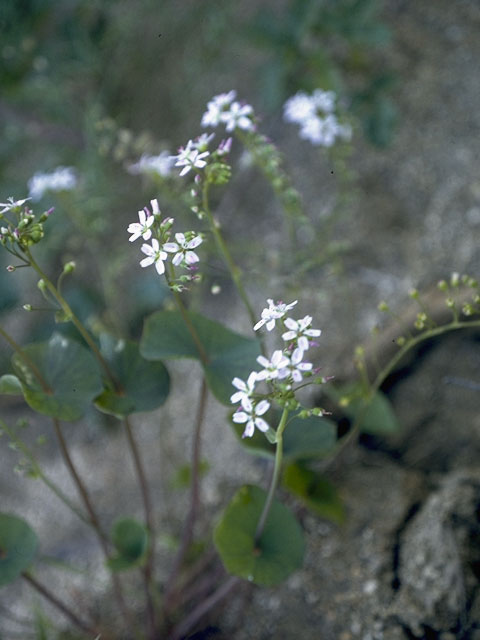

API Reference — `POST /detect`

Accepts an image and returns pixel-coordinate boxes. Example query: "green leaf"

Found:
[11,333,103,421]
[0,374,22,395]
[332,382,400,435]
[140,310,260,404]
[106,518,148,572]
[0,513,38,586]
[214,484,305,586]
[283,463,345,524]
[230,412,337,461]
[94,337,170,418]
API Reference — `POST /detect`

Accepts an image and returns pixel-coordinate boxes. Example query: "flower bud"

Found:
[408,288,419,299]
[6,265,15,272]
[37,279,46,291]
[23,304,32,311]
[437,280,448,291]
[63,261,76,274]
[378,301,389,312]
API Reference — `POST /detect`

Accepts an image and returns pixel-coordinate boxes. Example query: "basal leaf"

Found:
[106,518,148,573]
[140,310,260,404]
[95,337,170,418]
[330,382,400,435]
[214,484,305,586]
[0,374,22,395]
[11,334,103,421]
[0,513,38,586]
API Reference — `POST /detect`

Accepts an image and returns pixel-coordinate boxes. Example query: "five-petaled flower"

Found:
[140,239,168,275]
[201,91,237,128]
[253,298,298,332]
[282,315,321,353]
[127,208,155,242]
[163,233,203,266]
[220,102,254,132]
[232,398,270,438]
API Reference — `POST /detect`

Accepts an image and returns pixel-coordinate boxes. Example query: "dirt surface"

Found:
[1,1,480,638]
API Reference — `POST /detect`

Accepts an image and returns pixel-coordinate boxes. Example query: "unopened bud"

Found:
[23,304,32,311]
[462,303,474,316]
[37,279,46,291]
[396,336,406,346]
[437,280,448,291]
[6,265,15,272]
[378,301,389,312]
[408,288,419,299]
[63,261,76,274]
[211,284,221,295]
[445,297,455,308]
[450,272,460,287]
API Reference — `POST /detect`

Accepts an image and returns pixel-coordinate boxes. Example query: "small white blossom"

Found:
[172,141,210,176]
[221,102,254,132]
[253,298,298,332]
[28,167,77,201]
[282,315,321,352]
[140,239,168,275]
[311,89,336,114]
[163,232,202,266]
[283,92,316,124]
[127,208,155,242]
[201,91,237,128]
[127,151,174,178]
[282,348,313,383]
[256,350,290,381]
[0,197,31,214]
[232,398,270,438]
[192,133,215,151]
[230,372,258,407]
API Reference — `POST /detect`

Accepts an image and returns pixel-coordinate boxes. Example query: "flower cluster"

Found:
[283,89,351,147]
[28,167,77,201]
[127,151,175,178]
[0,197,52,253]
[231,299,322,439]
[201,90,255,133]
[127,199,202,279]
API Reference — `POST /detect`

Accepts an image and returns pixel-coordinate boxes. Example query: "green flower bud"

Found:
[437,280,448,291]
[63,261,76,274]
[22,304,32,311]
[378,301,389,312]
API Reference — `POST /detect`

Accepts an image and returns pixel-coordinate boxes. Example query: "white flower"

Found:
[311,89,336,114]
[192,133,215,151]
[0,196,31,214]
[253,298,298,332]
[232,398,270,438]
[283,91,316,124]
[201,91,237,128]
[140,238,168,275]
[221,102,254,132]
[256,350,290,381]
[28,167,77,201]
[282,348,313,383]
[127,151,174,177]
[127,208,155,242]
[230,371,258,407]
[163,232,202,266]
[282,315,321,352]
[172,141,210,176]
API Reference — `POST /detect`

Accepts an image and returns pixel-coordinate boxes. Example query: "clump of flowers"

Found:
[283,89,351,147]
[127,199,202,288]
[231,299,325,439]
[201,90,255,133]
[127,151,175,178]
[0,197,52,257]
[28,167,77,201]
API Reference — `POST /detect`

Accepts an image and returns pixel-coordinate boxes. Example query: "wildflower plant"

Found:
[0,89,479,640]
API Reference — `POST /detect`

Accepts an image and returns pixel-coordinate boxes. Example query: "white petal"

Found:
[253,319,265,331]
[141,244,154,256]
[298,336,309,352]
[246,372,257,388]
[232,377,247,391]
[255,417,269,432]
[284,317,298,330]
[230,391,244,404]
[154,260,166,275]
[282,330,297,341]
[242,420,255,438]
[175,233,186,245]
[233,412,248,424]
[266,319,276,331]
[184,251,199,264]
[163,243,179,253]
[172,253,183,266]
[291,348,304,365]
[140,257,154,268]
[306,329,321,337]
[256,400,270,415]
[187,236,202,249]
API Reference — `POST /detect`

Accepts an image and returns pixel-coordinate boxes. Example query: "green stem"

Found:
[0,326,51,394]
[25,249,118,389]
[254,408,289,543]
[0,420,88,525]
[201,182,257,329]
[166,266,210,365]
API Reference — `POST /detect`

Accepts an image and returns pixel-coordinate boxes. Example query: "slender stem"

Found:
[25,249,118,389]
[255,408,289,543]
[167,576,240,640]
[51,419,136,636]
[22,571,99,636]
[201,183,257,329]
[0,326,51,394]
[164,376,209,610]
[166,267,210,365]
[124,417,156,637]
[0,420,89,525]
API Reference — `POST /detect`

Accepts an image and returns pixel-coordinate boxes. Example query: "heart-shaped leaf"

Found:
[0,374,22,395]
[283,463,345,524]
[95,337,170,418]
[230,412,337,461]
[11,334,103,421]
[214,484,305,586]
[0,513,38,586]
[106,518,148,572]
[140,310,260,404]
